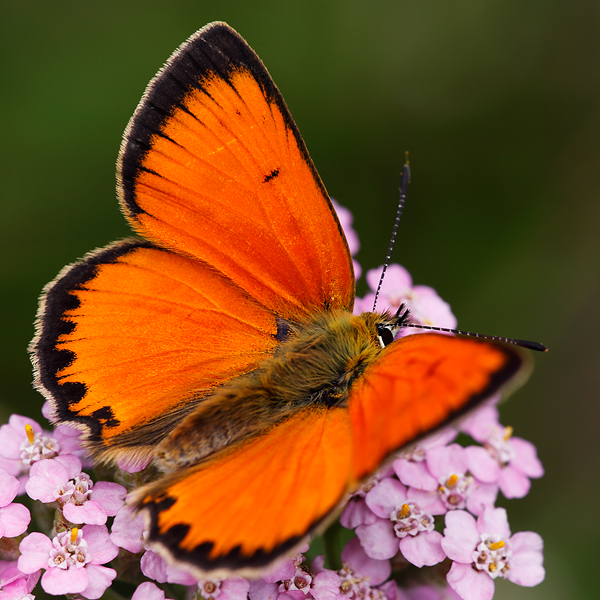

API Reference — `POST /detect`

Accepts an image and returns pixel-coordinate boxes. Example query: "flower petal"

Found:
[426,444,467,479]
[25,459,68,502]
[477,508,511,539]
[393,459,438,492]
[365,478,407,518]
[498,466,531,499]
[41,565,88,596]
[340,496,378,528]
[459,405,500,442]
[356,518,399,560]
[64,500,107,526]
[441,510,478,563]
[132,581,170,600]
[82,524,119,564]
[0,502,31,537]
[18,532,52,573]
[447,561,495,600]
[141,550,167,583]
[54,454,82,478]
[111,504,146,553]
[466,482,498,516]
[82,564,117,599]
[117,454,152,473]
[507,531,545,586]
[91,481,127,516]
[249,578,280,600]
[220,577,252,600]
[510,438,544,478]
[399,531,445,568]
[465,447,500,484]
[0,469,20,506]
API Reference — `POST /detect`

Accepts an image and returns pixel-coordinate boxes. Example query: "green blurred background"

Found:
[1,1,598,598]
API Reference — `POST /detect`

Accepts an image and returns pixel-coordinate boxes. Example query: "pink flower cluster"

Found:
[0,202,545,600]
[339,416,544,600]
[0,410,125,598]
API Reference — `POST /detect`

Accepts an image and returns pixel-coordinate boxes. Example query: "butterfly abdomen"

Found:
[156,309,392,470]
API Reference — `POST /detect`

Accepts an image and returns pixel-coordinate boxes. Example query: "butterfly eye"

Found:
[376,325,395,348]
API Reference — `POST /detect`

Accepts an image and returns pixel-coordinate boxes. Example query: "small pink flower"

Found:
[262,544,309,583]
[275,550,341,600]
[0,468,31,538]
[441,508,544,600]
[25,455,125,525]
[18,525,118,598]
[0,414,84,492]
[356,478,445,567]
[461,406,544,499]
[0,560,40,600]
[340,477,385,529]
[425,444,498,515]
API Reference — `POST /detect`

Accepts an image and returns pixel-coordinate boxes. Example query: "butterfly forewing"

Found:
[118,21,354,319]
[348,333,524,480]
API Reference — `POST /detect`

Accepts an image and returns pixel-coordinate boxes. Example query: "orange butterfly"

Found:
[30,22,534,578]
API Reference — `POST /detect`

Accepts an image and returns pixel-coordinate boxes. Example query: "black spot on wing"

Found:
[263,168,280,183]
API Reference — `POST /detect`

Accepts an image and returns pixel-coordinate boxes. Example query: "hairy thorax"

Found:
[156,309,398,471]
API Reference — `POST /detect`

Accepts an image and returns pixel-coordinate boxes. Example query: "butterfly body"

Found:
[31,21,530,577]
[155,308,398,471]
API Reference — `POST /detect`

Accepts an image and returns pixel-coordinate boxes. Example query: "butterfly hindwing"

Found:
[132,406,354,577]
[118,21,354,319]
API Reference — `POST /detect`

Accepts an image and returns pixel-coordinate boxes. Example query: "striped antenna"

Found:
[402,322,547,352]
[373,154,410,311]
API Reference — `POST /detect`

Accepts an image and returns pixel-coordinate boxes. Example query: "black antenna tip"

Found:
[513,339,548,352]
[401,162,410,195]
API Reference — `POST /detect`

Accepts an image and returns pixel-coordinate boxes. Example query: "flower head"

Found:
[18,525,118,598]
[461,406,544,498]
[441,508,544,600]
[356,478,445,567]
[25,455,125,525]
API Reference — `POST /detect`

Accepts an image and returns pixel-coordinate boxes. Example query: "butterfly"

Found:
[30,21,534,578]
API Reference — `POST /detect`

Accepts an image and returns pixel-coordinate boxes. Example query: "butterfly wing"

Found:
[31,240,280,463]
[118,21,354,319]
[132,406,353,577]
[348,333,524,480]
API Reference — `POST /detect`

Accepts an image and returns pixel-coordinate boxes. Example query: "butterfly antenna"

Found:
[373,154,410,311]
[401,322,547,352]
